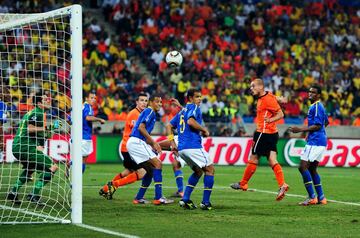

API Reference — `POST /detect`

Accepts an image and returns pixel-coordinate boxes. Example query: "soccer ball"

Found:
[165,50,183,67]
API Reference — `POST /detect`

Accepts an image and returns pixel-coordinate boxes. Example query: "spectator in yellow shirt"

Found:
[177,77,191,104]
[55,92,71,111]
[10,85,23,101]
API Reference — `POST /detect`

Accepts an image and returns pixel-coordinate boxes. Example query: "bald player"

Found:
[231,78,289,201]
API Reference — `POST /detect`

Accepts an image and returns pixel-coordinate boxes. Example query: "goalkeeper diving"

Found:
[7,92,62,206]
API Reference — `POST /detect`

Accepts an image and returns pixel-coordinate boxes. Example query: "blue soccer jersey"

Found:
[307,101,328,146]
[170,103,203,151]
[130,107,156,142]
[82,102,93,140]
[0,101,8,123]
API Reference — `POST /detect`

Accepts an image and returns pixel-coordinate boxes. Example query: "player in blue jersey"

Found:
[81,91,106,173]
[65,91,105,177]
[289,85,328,206]
[126,94,174,205]
[65,91,106,176]
[167,89,215,210]
[158,98,186,198]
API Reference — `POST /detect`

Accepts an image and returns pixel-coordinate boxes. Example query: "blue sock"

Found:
[135,173,152,200]
[183,173,200,202]
[202,175,214,205]
[311,172,325,201]
[174,170,184,193]
[82,163,86,173]
[153,169,162,200]
[301,170,316,199]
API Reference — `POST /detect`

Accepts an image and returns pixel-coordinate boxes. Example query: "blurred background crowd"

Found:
[1,0,360,137]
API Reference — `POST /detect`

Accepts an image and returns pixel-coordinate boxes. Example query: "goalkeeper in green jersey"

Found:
[7,92,61,206]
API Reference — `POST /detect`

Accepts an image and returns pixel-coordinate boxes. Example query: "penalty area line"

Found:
[75,223,140,238]
[246,188,360,207]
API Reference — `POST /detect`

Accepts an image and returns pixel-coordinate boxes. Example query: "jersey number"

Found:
[179,115,185,133]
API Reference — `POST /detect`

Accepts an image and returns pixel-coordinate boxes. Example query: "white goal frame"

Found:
[0,5,83,224]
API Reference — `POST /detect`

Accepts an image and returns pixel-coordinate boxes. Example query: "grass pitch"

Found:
[1,164,360,238]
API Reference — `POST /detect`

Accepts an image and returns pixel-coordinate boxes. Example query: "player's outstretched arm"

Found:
[44,120,63,138]
[86,115,106,124]
[28,124,46,133]
[289,124,321,133]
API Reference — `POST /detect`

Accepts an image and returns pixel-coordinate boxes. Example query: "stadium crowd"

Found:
[98,0,360,127]
[1,0,360,136]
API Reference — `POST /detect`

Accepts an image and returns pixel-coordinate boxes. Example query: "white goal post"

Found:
[0,5,82,224]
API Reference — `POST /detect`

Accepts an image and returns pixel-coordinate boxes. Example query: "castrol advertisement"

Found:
[155,136,360,168]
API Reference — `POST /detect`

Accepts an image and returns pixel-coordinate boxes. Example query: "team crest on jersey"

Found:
[31,116,37,121]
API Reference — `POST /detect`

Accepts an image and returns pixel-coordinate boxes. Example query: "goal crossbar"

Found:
[0,6,75,31]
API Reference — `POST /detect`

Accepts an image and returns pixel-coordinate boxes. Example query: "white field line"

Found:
[245,188,360,206]
[0,204,70,223]
[75,223,140,238]
[0,205,139,237]
[84,185,360,206]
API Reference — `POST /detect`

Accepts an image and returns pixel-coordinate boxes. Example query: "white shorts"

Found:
[179,148,212,169]
[82,140,93,157]
[173,154,186,168]
[301,145,326,162]
[127,137,157,164]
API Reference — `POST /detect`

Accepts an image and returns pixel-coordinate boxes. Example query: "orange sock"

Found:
[113,172,139,188]
[112,173,123,181]
[240,162,257,185]
[272,163,285,187]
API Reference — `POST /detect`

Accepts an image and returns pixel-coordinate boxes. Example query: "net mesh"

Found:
[0,10,73,224]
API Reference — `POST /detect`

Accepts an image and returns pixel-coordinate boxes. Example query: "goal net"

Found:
[0,5,82,224]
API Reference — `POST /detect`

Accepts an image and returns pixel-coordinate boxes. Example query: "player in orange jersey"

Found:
[99,93,148,200]
[231,78,289,201]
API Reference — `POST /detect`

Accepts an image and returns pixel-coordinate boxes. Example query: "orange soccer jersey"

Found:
[256,92,281,134]
[120,108,141,152]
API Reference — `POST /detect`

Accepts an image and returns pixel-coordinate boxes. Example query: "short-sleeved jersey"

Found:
[307,101,328,146]
[13,107,45,147]
[121,107,141,152]
[130,107,156,142]
[83,102,93,140]
[170,103,203,150]
[256,92,281,134]
[0,100,8,123]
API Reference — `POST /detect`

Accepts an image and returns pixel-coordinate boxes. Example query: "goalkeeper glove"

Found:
[47,120,62,131]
